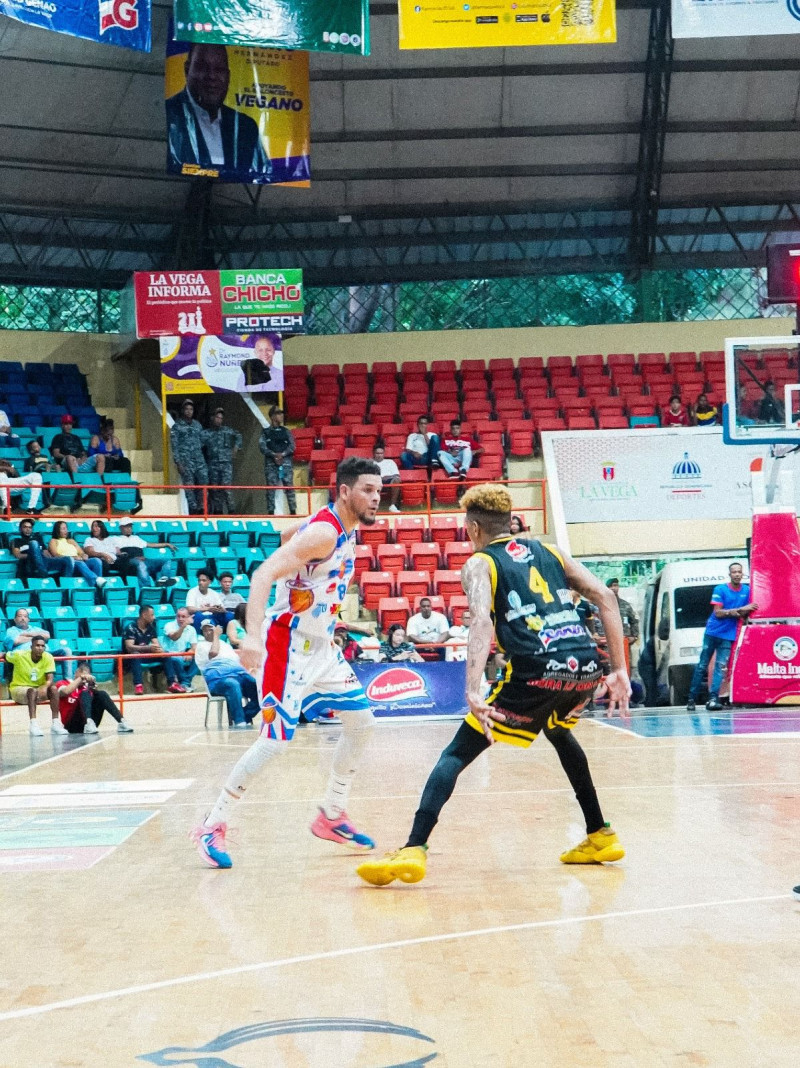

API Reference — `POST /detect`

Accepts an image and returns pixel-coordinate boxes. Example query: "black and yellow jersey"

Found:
[475,536,595,660]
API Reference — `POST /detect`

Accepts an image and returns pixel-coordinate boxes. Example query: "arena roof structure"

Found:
[1,0,800,288]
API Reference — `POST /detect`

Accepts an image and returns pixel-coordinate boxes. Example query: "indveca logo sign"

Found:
[366,667,428,702]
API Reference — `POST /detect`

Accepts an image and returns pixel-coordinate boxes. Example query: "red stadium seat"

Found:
[319,426,348,451]
[397,570,431,600]
[291,427,317,464]
[547,356,574,374]
[284,391,310,422]
[598,414,629,429]
[488,358,515,374]
[461,359,487,375]
[306,405,337,431]
[382,434,406,458]
[409,541,442,573]
[575,353,604,371]
[518,356,545,375]
[628,403,657,417]
[431,360,457,377]
[376,543,407,575]
[357,517,390,548]
[432,469,459,505]
[394,515,426,547]
[562,402,593,418]
[338,404,367,425]
[353,544,374,582]
[399,469,428,508]
[506,419,535,457]
[474,455,503,479]
[638,352,667,371]
[432,381,460,399]
[309,449,341,484]
[351,426,379,452]
[373,361,398,378]
[536,416,567,433]
[370,404,398,425]
[378,597,410,632]
[493,386,520,405]
[607,353,636,371]
[433,569,463,600]
[594,397,626,414]
[443,541,472,569]
[285,363,309,382]
[669,352,698,372]
[430,515,461,549]
[449,595,469,626]
[361,572,395,610]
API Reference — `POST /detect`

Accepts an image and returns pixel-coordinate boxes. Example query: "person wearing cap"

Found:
[106,518,178,588]
[170,400,208,515]
[50,415,105,476]
[605,579,639,642]
[194,620,258,728]
[258,406,296,515]
[203,408,242,515]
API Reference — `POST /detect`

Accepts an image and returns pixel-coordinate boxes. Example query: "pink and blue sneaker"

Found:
[190,821,232,869]
[310,809,375,851]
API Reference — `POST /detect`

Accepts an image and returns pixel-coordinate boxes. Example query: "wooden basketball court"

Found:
[0,700,797,1067]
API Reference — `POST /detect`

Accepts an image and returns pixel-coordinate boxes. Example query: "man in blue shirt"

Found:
[687,562,757,711]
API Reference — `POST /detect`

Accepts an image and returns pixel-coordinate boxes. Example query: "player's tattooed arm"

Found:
[461,554,502,743]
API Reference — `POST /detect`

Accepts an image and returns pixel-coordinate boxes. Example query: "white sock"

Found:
[204,735,286,827]
[320,708,374,819]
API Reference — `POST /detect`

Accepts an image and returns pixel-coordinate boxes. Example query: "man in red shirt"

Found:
[57,661,133,734]
[438,419,480,479]
[662,396,690,427]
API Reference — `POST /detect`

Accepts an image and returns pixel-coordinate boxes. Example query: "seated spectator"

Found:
[186,569,232,631]
[0,457,43,514]
[401,416,440,471]
[122,605,183,695]
[11,517,71,578]
[83,519,123,575]
[6,635,67,737]
[219,572,245,611]
[24,440,58,476]
[334,623,364,662]
[438,419,479,479]
[105,518,178,588]
[693,393,718,427]
[0,408,20,449]
[445,608,470,662]
[372,444,401,513]
[380,623,424,663]
[195,620,258,728]
[160,606,198,690]
[662,395,690,427]
[49,521,105,587]
[50,414,105,475]
[757,382,784,425]
[509,514,526,535]
[4,607,73,681]
[56,661,133,734]
[406,597,450,658]
[88,418,131,474]
[226,603,247,648]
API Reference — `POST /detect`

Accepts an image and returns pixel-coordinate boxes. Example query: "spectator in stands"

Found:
[49,521,106,587]
[438,419,478,479]
[0,409,20,449]
[83,519,122,575]
[195,620,258,728]
[380,624,424,663]
[0,458,42,514]
[170,400,208,516]
[758,382,784,425]
[160,606,198,691]
[122,604,183,696]
[219,572,245,611]
[104,518,178,588]
[692,393,718,427]
[736,384,756,426]
[6,635,66,737]
[24,440,57,476]
[572,590,599,643]
[606,579,639,644]
[89,418,131,474]
[401,416,439,471]
[372,444,401,513]
[445,609,470,662]
[186,569,232,631]
[4,607,73,681]
[259,406,296,516]
[241,335,281,390]
[226,603,247,648]
[50,414,105,475]
[204,408,242,515]
[406,597,450,658]
[11,518,72,578]
[334,623,363,662]
[509,514,526,535]
[662,395,690,427]
[56,662,133,734]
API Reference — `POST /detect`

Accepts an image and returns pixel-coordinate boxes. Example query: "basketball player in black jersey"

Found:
[357,484,631,886]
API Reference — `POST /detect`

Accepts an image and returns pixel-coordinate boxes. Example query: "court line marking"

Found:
[0,736,112,784]
[0,891,789,1023]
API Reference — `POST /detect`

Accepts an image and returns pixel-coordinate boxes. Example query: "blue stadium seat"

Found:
[43,474,80,510]
[77,638,116,681]
[102,586,132,613]
[49,607,79,644]
[85,605,114,639]
[4,580,32,614]
[138,587,164,609]
[69,586,98,615]
[103,473,140,513]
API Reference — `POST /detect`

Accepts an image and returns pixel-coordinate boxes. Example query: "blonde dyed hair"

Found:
[461,484,513,537]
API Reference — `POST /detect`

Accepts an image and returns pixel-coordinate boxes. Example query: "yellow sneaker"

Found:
[356,845,428,886]
[560,823,625,864]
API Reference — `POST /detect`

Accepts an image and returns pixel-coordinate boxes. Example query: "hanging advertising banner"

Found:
[398,0,615,49]
[173,0,369,55]
[672,0,800,38]
[0,0,150,50]
[165,32,310,185]
[160,334,285,395]
[351,662,467,718]
[133,269,305,338]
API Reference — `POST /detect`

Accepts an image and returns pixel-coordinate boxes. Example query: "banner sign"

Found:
[165,33,310,185]
[672,0,800,38]
[160,334,284,395]
[0,0,150,50]
[542,426,800,526]
[173,0,369,55]
[352,662,467,717]
[731,624,800,706]
[133,270,305,338]
[398,0,615,49]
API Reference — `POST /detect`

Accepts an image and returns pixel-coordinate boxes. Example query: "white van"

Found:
[639,559,749,705]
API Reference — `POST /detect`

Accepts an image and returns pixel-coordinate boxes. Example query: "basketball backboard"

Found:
[724,335,800,446]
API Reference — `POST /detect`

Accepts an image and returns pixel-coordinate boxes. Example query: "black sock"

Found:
[544,725,605,834]
[405,722,489,847]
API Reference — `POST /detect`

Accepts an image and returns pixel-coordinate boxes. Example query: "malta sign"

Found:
[132,269,304,338]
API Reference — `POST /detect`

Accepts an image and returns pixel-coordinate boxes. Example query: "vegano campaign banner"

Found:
[165,32,310,185]
[398,0,615,49]
[173,0,369,55]
[160,334,284,395]
[0,0,150,50]
[672,0,800,38]
[351,662,467,718]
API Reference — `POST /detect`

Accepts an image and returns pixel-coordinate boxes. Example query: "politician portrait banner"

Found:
[165,31,310,185]
[160,334,285,395]
[672,0,800,37]
[398,0,615,48]
[173,0,369,55]
[0,0,150,49]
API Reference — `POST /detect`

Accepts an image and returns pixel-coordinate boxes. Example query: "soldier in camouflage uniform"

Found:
[203,407,242,515]
[258,406,296,515]
[170,399,208,515]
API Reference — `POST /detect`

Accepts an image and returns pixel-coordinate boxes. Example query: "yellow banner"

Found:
[398,0,616,48]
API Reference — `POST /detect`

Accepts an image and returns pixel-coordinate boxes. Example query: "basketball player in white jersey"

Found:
[191,457,383,868]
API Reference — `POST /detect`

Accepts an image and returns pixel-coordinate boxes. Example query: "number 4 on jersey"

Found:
[528,566,554,603]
